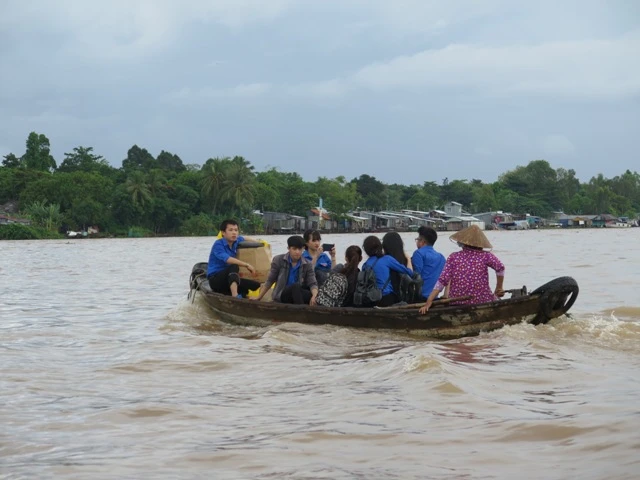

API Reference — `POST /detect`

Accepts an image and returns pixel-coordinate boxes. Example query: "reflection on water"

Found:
[1,230,640,479]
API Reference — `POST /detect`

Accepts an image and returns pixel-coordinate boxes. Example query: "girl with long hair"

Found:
[382,232,412,301]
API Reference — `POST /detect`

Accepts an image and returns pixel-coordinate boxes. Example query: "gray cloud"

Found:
[1,0,638,183]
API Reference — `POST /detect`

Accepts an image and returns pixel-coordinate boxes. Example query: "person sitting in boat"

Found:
[335,245,363,307]
[253,235,319,305]
[382,231,413,300]
[362,235,413,307]
[419,225,505,314]
[207,219,261,299]
[411,226,446,301]
[317,245,363,307]
[303,229,336,286]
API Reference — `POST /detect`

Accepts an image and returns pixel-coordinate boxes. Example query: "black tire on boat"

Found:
[190,262,209,290]
[531,276,579,322]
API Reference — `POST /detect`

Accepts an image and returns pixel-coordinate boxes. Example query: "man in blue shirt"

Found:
[411,226,446,300]
[207,219,261,298]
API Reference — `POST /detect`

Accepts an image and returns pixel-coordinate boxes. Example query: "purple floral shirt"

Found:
[435,248,505,305]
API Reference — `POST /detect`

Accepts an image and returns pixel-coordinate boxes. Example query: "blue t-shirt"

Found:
[287,257,301,286]
[302,250,332,271]
[362,255,413,296]
[207,235,245,277]
[411,245,446,298]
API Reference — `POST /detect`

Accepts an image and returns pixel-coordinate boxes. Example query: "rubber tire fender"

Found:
[531,276,579,320]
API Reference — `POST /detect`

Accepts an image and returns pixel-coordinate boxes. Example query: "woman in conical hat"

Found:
[419,225,505,314]
[450,224,493,250]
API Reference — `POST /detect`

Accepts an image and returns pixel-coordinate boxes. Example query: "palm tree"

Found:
[25,200,61,231]
[219,163,256,214]
[125,171,151,207]
[45,203,62,231]
[201,159,227,214]
[230,155,255,172]
[146,169,166,196]
[25,200,48,227]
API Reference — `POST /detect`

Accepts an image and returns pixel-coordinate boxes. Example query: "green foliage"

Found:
[57,146,115,177]
[254,182,279,211]
[351,174,386,210]
[0,167,17,203]
[122,145,157,173]
[66,198,108,230]
[156,150,186,173]
[178,213,217,236]
[440,179,474,207]
[24,201,62,231]
[127,226,153,237]
[472,184,498,213]
[255,169,317,216]
[314,176,358,219]
[3,131,639,239]
[242,213,265,234]
[218,161,256,214]
[23,132,56,172]
[125,171,152,207]
[199,156,257,217]
[2,153,21,168]
[497,160,560,216]
[111,184,144,228]
[0,168,46,204]
[0,223,63,240]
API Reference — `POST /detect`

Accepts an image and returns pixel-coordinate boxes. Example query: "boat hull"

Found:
[190,265,579,340]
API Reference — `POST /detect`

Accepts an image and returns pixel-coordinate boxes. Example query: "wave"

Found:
[489,312,640,353]
[600,306,640,320]
[165,295,640,360]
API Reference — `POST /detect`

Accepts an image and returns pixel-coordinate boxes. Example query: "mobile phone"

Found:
[322,243,334,252]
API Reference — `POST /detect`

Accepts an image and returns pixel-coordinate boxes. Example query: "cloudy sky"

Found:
[1,0,638,184]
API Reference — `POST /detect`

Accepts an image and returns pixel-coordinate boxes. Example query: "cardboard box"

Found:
[238,243,272,283]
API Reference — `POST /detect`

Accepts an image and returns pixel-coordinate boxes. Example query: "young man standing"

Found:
[207,219,261,298]
[253,235,318,305]
[411,226,446,301]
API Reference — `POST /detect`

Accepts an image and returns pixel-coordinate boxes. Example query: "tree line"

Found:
[1,131,639,237]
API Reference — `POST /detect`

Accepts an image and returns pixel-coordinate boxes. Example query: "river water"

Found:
[1,229,639,479]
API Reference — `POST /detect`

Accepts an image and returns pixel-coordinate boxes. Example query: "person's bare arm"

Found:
[226,256,256,275]
[495,275,505,297]
[419,288,441,314]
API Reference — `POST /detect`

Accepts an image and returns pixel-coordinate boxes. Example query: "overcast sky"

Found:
[1,0,638,184]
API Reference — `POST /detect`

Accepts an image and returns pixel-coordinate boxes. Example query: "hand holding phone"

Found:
[322,243,335,254]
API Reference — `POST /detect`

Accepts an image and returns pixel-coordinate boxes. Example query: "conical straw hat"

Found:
[450,224,492,250]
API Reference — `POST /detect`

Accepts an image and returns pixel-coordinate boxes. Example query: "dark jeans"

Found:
[377,293,400,307]
[280,284,312,305]
[208,264,260,297]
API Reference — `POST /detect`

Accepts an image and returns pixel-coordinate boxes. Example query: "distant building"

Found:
[444,201,463,217]
[592,214,617,228]
[308,208,337,231]
[379,211,435,231]
[344,214,368,232]
[261,212,307,234]
[558,214,597,228]
[445,215,484,231]
[474,211,514,229]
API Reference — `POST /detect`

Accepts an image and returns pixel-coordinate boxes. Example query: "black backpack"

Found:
[316,272,348,307]
[353,257,390,307]
[397,272,424,304]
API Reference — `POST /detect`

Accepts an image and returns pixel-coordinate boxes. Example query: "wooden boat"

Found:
[188,262,579,340]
